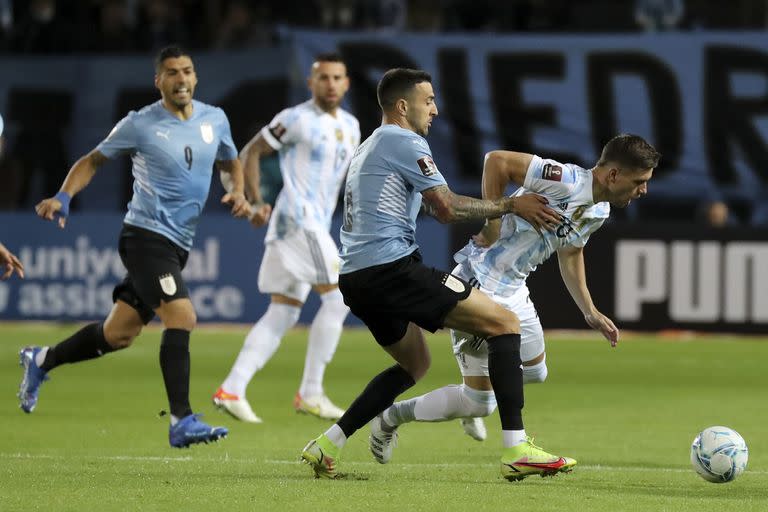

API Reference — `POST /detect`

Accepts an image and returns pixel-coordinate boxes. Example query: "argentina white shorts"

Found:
[258,229,341,302]
[450,263,545,377]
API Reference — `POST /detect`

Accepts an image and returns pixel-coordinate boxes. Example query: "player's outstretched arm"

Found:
[421,184,560,231]
[217,159,252,219]
[557,245,619,347]
[0,242,24,280]
[35,150,108,229]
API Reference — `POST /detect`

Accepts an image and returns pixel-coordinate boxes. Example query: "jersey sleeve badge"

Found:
[542,163,563,181]
[417,156,439,176]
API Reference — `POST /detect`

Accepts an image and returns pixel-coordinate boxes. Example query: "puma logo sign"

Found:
[156,130,170,140]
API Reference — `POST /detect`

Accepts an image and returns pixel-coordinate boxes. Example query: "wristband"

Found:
[54,191,71,217]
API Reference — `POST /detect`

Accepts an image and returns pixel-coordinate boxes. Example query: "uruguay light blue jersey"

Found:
[455,155,610,296]
[261,100,359,242]
[340,124,447,273]
[96,100,237,250]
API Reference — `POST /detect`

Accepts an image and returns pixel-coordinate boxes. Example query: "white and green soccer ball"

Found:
[690,426,748,483]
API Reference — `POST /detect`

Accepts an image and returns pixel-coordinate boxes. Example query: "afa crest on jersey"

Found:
[200,122,214,144]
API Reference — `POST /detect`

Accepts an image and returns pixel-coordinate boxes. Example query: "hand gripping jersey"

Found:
[455,155,610,297]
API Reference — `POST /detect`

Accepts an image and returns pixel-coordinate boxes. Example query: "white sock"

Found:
[502,429,527,448]
[221,303,300,397]
[384,384,497,426]
[324,423,347,449]
[299,289,348,398]
[34,347,49,367]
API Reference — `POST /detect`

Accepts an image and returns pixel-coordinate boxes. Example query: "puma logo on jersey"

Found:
[156,130,170,140]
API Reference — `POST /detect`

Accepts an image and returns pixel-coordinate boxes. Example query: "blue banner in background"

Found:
[288,30,768,218]
[0,213,451,323]
[0,48,292,212]
[2,32,768,220]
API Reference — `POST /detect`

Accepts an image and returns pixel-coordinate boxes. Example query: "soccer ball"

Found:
[690,426,748,483]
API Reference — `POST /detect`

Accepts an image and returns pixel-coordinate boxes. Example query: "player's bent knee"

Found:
[523,360,548,384]
[409,356,431,382]
[166,310,197,331]
[483,309,520,338]
[104,326,141,349]
[319,288,350,320]
[461,384,497,417]
[402,351,431,382]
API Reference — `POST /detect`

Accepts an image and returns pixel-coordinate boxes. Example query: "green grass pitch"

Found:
[1,324,766,511]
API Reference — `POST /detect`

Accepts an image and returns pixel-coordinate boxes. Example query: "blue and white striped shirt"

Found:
[455,155,610,296]
[261,100,360,242]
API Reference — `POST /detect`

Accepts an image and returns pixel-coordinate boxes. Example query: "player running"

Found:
[300,67,577,482]
[18,46,250,448]
[214,53,360,422]
[371,135,660,478]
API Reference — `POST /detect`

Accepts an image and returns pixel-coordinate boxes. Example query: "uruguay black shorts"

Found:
[112,224,190,324]
[338,250,472,347]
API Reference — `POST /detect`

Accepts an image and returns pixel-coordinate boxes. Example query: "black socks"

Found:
[159,329,193,420]
[337,364,416,438]
[40,322,115,372]
[487,333,524,431]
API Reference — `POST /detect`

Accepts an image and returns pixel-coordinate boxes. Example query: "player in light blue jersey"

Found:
[300,68,579,482]
[377,135,660,457]
[18,46,250,447]
[214,53,359,423]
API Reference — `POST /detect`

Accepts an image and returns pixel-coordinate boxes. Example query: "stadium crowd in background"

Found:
[1,0,768,54]
[0,0,766,224]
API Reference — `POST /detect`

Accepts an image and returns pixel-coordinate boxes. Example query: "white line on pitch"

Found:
[2,453,764,476]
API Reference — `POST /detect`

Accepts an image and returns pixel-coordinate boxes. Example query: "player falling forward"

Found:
[214,53,360,422]
[300,68,578,482]
[18,46,250,447]
[371,135,660,476]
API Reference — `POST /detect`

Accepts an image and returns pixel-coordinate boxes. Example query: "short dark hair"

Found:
[314,52,344,64]
[597,134,661,170]
[155,45,191,72]
[377,68,432,111]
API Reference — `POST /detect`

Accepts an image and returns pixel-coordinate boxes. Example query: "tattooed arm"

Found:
[421,184,560,231]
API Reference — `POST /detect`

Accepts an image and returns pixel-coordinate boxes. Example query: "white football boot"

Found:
[461,417,488,441]
[212,387,263,423]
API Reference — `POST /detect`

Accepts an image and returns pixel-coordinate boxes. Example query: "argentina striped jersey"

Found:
[261,100,360,242]
[454,155,610,296]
